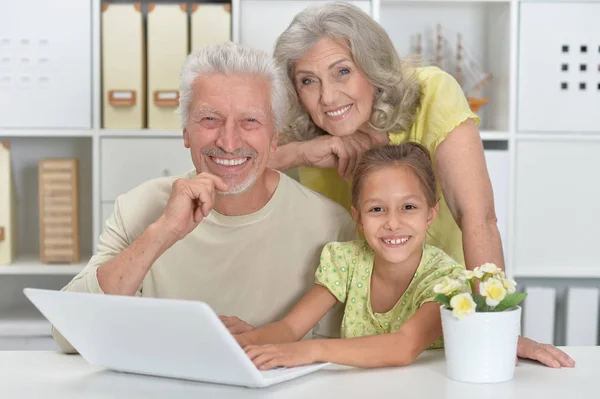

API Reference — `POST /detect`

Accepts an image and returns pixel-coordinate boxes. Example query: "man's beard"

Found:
[200,147,259,195]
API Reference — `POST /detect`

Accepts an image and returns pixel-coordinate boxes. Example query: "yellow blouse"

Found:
[297,66,480,265]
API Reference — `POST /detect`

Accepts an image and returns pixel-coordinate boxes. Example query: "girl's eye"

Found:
[404,204,416,210]
[369,206,384,213]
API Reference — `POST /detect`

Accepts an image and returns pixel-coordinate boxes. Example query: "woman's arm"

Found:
[246,302,442,369]
[434,118,505,270]
[236,284,337,346]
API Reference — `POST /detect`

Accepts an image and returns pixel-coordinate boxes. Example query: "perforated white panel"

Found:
[0,0,92,128]
[518,3,600,132]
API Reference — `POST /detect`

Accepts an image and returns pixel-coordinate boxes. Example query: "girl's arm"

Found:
[434,118,505,271]
[246,302,442,370]
[236,284,337,346]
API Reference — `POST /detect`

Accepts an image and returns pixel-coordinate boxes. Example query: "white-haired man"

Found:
[53,43,355,353]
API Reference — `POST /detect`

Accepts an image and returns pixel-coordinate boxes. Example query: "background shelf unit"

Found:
[1,0,599,347]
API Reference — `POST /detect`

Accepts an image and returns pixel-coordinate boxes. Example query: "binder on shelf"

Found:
[101,2,145,129]
[147,3,189,130]
[38,159,80,264]
[190,3,232,50]
[0,141,17,265]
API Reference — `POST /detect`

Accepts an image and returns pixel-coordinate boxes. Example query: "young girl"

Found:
[235,142,465,369]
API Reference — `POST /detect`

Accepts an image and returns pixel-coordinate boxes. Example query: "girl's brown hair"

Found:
[351,142,438,209]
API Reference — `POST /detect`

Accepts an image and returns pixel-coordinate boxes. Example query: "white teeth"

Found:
[213,157,248,166]
[383,237,409,245]
[326,105,351,117]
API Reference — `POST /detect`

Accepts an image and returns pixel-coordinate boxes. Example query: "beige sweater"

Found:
[53,170,356,353]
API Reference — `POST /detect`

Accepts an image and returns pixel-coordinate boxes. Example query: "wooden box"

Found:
[38,159,79,264]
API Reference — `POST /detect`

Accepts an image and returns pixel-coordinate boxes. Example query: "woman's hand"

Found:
[297,133,376,180]
[517,336,575,368]
[244,341,321,370]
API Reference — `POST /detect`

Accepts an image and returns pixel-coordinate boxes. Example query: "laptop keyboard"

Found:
[259,363,329,381]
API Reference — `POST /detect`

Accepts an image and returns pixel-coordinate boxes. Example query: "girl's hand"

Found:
[244,341,321,370]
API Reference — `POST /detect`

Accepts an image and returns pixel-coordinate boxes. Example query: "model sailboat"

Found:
[412,25,493,112]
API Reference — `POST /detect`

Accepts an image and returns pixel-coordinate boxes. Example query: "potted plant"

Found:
[434,263,527,383]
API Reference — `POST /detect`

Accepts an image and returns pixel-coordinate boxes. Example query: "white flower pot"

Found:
[440,305,521,383]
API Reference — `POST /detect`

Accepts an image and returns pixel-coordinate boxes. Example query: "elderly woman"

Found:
[268,2,573,368]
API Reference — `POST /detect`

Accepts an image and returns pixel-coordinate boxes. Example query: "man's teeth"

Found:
[383,238,409,245]
[213,157,248,166]
[326,105,351,117]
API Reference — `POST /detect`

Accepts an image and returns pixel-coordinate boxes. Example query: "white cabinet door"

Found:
[0,0,92,128]
[518,3,600,132]
[100,138,194,201]
[239,1,371,56]
[484,149,509,261]
[515,141,600,276]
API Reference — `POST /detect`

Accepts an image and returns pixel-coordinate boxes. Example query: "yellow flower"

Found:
[480,278,507,307]
[450,293,477,319]
[503,278,517,294]
[461,269,483,281]
[479,263,502,275]
[434,277,463,296]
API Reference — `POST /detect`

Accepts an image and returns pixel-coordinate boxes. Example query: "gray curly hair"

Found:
[177,42,289,132]
[273,2,422,143]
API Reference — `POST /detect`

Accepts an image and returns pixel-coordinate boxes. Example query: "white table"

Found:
[0,347,594,398]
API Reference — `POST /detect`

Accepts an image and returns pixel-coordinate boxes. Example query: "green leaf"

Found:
[434,294,451,309]
[494,293,528,312]
[472,294,487,312]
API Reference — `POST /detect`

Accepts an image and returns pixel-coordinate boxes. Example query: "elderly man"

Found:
[53,42,355,353]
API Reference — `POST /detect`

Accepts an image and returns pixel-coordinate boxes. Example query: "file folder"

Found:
[101,2,145,129]
[147,3,189,130]
[191,3,232,50]
[0,141,17,265]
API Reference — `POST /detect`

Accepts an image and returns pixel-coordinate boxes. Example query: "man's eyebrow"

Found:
[243,109,267,118]
[192,107,222,117]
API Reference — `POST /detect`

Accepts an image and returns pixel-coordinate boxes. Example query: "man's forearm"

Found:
[268,142,304,171]
[461,216,506,271]
[96,221,176,295]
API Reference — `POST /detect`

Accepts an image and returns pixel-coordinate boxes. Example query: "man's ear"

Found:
[270,131,279,153]
[183,128,190,149]
[427,201,440,227]
[351,206,362,230]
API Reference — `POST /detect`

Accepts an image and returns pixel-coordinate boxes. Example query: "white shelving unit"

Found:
[1,0,599,348]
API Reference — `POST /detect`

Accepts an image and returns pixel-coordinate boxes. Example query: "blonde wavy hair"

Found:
[273,2,422,144]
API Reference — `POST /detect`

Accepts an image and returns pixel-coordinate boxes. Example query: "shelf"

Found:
[514,267,600,279]
[0,318,52,337]
[0,129,94,138]
[0,129,184,138]
[517,133,600,142]
[382,0,511,3]
[480,130,510,140]
[99,129,183,138]
[0,255,88,275]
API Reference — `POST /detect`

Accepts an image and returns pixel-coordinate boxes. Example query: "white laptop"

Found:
[23,288,329,388]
